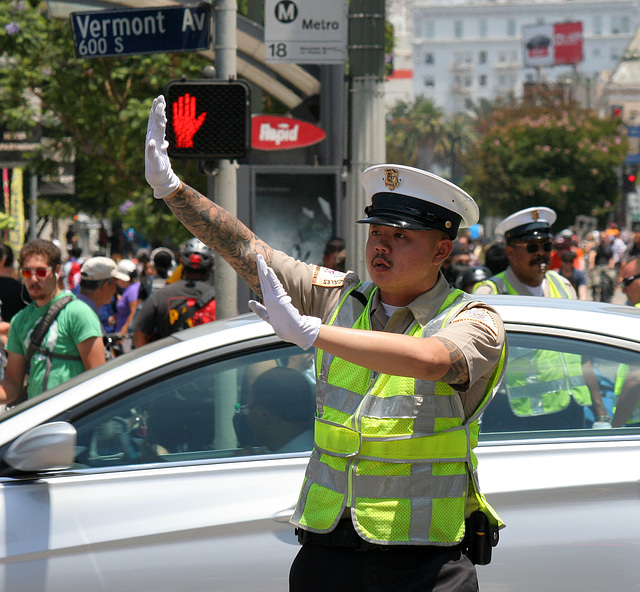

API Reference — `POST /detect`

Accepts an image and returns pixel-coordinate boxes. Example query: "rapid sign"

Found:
[69,5,211,59]
[251,115,326,150]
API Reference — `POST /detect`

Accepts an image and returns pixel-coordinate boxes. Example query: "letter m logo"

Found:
[274,0,298,23]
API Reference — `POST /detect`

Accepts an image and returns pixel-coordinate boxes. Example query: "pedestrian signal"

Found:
[164,79,251,160]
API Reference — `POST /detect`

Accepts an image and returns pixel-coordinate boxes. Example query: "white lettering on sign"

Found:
[182,8,207,32]
[302,19,339,30]
[259,123,300,146]
[74,12,168,39]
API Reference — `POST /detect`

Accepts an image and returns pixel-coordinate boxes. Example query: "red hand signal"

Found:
[172,93,207,148]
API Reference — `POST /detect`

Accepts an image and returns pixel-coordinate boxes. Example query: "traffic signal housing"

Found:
[623,165,639,193]
[164,79,251,160]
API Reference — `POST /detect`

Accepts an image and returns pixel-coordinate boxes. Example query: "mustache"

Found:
[372,254,392,267]
[530,255,550,267]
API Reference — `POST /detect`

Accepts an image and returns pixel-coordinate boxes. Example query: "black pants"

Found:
[290,526,478,592]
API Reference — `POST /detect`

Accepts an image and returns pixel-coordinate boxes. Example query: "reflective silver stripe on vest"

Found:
[321,382,368,416]
[354,472,468,499]
[508,374,587,400]
[358,391,461,420]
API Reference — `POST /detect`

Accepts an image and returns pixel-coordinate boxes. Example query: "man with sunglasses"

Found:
[472,207,575,298]
[473,207,609,427]
[0,239,105,405]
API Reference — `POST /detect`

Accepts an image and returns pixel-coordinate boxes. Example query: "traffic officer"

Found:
[145,95,506,592]
[472,207,575,297]
[472,206,608,428]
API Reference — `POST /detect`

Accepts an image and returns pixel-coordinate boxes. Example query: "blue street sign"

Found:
[628,126,640,138]
[70,5,211,59]
[625,153,640,164]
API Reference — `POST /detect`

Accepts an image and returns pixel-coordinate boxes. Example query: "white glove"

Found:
[145,95,180,199]
[248,255,321,350]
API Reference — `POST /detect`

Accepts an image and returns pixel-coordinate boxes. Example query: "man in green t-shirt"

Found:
[0,239,105,403]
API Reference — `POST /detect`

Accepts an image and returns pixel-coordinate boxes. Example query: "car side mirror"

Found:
[4,422,77,473]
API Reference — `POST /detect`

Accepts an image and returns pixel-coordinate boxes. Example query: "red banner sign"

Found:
[251,115,326,151]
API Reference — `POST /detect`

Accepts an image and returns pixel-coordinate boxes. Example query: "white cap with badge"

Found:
[357,164,479,239]
[495,206,556,243]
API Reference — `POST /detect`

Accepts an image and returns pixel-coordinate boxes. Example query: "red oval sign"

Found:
[251,115,326,151]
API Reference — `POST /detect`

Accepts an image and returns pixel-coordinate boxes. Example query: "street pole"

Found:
[345,0,386,279]
[210,0,239,319]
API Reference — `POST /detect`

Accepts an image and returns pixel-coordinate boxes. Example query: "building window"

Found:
[464,75,472,87]
[479,74,487,86]
[479,50,487,64]
[507,19,516,37]
[594,15,602,35]
[612,16,630,35]
[425,20,435,38]
[425,52,434,64]
[479,19,488,38]
[424,76,435,87]
[455,20,464,38]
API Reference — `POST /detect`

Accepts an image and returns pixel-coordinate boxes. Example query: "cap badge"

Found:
[383,168,401,191]
[445,221,452,229]
[532,210,539,222]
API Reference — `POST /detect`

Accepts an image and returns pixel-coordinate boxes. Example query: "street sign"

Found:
[628,126,640,138]
[264,0,347,64]
[251,115,326,150]
[69,5,211,59]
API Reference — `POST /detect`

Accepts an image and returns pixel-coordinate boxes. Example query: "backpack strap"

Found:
[26,294,74,365]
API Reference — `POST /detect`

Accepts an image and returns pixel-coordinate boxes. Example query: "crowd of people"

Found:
[0,235,218,405]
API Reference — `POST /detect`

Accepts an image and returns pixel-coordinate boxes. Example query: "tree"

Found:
[0,0,211,245]
[462,95,629,230]
[386,97,444,170]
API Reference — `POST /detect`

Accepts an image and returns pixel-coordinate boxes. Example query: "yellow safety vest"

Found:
[475,269,591,416]
[290,282,505,546]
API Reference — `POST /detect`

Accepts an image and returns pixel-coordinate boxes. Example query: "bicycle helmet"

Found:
[180,238,214,271]
[456,265,492,291]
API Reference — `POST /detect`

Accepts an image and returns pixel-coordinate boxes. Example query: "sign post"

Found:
[69,5,211,59]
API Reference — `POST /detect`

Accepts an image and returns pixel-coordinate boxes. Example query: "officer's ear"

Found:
[434,236,453,265]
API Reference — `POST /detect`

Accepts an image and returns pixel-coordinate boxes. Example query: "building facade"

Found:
[411,0,640,113]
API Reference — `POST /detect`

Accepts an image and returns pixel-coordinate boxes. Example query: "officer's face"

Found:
[366,224,452,306]
[621,261,640,306]
[506,239,552,287]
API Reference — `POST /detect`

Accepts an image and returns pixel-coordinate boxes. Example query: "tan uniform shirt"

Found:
[472,266,577,298]
[271,250,505,421]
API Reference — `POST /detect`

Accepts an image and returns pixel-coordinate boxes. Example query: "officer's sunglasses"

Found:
[20,266,52,279]
[511,241,553,254]
[620,273,640,289]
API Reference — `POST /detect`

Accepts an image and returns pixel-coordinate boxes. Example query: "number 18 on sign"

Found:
[264,0,347,64]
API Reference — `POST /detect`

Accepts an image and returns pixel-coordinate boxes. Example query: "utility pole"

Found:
[345,0,386,279]
[210,0,239,319]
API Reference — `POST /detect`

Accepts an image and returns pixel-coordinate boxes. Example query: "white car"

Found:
[0,296,639,592]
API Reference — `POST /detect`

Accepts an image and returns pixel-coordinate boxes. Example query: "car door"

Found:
[0,338,314,592]
[477,325,640,592]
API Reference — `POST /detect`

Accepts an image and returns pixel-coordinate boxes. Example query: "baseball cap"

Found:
[495,207,556,243]
[80,257,119,281]
[357,165,479,239]
[115,259,136,281]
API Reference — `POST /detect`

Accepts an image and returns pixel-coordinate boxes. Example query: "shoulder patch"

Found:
[312,265,347,287]
[450,307,499,340]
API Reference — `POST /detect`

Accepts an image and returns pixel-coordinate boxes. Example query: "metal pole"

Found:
[29,172,37,240]
[212,0,238,319]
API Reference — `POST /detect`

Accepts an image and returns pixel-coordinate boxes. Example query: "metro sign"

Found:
[251,115,326,151]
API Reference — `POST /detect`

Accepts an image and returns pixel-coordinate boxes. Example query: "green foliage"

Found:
[462,96,629,229]
[0,0,211,244]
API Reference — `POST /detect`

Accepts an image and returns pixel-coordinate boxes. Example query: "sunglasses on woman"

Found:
[20,266,52,279]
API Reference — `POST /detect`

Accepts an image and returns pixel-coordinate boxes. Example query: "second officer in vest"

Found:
[145,95,507,592]
[472,206,575,298]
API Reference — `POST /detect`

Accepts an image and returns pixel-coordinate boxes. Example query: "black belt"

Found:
[296,520,383,551]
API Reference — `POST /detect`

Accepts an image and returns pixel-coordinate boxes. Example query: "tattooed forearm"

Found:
[164,183,273,295]
[434,337,470,386]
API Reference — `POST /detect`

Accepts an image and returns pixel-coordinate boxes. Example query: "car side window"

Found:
[480,332,640,436]
[71,345,316,468]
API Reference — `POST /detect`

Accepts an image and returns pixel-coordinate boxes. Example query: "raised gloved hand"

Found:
[248,255,321,350]
[145,95,181,199]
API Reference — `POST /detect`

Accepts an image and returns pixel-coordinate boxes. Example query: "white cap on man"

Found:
[357,165,479,239]
[495,207,556,243]
[80,257,121,281]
